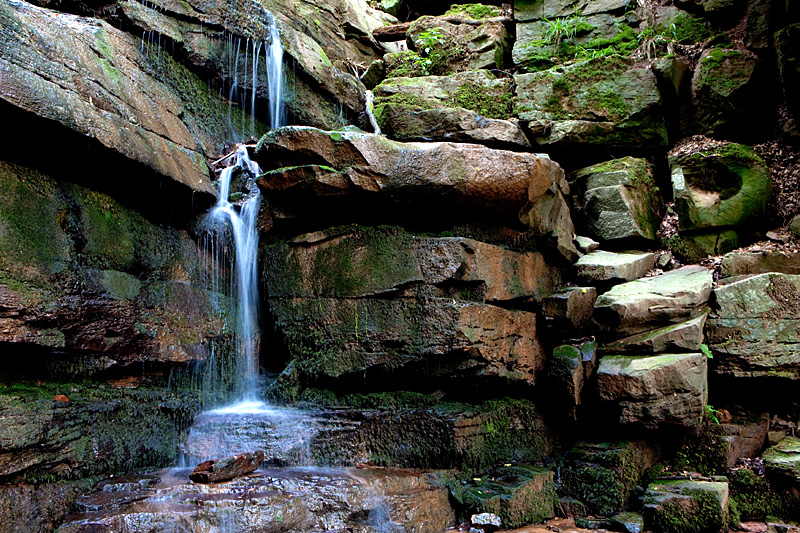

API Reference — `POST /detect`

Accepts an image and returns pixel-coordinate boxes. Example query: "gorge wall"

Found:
[1,0,800,530]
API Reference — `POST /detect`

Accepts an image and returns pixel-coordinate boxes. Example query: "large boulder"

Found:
[262,228,559,388]
[568,157,663,242]
[405,13,512,74]
[597,353,708,428]
[706,273,800,380]
[670,142,772,256]
[0,0,221,193]
[514,56,668,149]
[593,266,713,337]
[255,126,577,261]
[372,70,527,147]
[691,48,767,138]
[644,479,732,533]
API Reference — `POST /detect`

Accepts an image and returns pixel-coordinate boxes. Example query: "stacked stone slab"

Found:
[593,266,713,428]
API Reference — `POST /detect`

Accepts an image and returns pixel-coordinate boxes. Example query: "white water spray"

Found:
[207,146,262,399]
[265,14,284,130]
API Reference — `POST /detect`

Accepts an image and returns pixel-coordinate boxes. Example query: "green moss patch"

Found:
[445,3,502,19]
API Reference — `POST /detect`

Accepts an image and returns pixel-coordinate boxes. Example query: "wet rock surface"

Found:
[58,466,455,533]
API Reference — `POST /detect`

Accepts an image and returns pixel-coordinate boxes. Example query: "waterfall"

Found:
[206,146,262,399]
[265,13,284,130]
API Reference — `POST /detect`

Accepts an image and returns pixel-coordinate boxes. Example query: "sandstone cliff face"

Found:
[1,0,800,531]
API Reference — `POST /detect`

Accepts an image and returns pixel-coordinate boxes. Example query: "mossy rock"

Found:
[462,464,555,527]
[729,468,800,521]
[568,156,662,242]
[445,3,503,19]
[562,440,661,516]
[644,479,732,533]
[691,48,763,138]
[514,56,667,148]
[670,142,771,233]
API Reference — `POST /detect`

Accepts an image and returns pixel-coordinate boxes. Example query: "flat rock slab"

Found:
[706,273,800,379]
[190,451,264,483]
[763,436,800,484]
[263,229,561,302]
[644,479,730,533]
[255,127,572,233]
[575,250,655,283]
[59,466,455,533]
[597,353,707,428]
[721,252,800,277]
[593,265,713,336]
[600,311,708,354]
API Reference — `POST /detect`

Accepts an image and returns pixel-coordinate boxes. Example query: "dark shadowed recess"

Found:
[0,99,214,230]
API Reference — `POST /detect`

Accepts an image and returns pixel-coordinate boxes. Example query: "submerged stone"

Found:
[189,451,264,483]
[58,466,455,533]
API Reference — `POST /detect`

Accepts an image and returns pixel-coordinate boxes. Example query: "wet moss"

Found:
[669,14,712,44]
[649,487,727,533]
[672,424,728,476]
[729,468,800,521]
[451,81,513,119]
[0,382,201,485]
[445,4,502,19]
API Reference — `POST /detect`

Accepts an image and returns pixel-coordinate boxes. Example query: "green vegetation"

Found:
[444,3,501,19]
[451,81,513,119]
[729,468,800,521]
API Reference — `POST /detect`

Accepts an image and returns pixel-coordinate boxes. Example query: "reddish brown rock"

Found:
[190,451,264,483]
